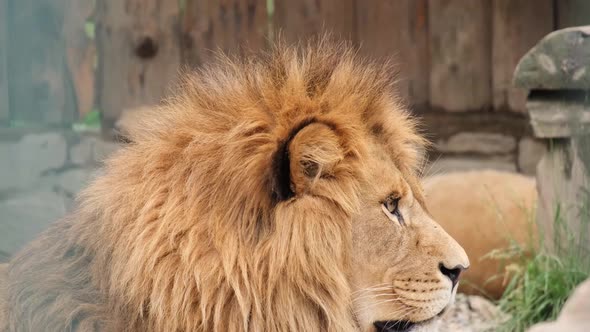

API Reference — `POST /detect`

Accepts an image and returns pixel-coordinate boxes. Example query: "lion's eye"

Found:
[382,196,405,225]
[384,196,398,214]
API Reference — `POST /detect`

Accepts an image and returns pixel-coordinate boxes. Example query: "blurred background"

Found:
[0,0,589,268]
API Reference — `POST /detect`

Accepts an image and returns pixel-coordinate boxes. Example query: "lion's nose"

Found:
[439,263,467,287]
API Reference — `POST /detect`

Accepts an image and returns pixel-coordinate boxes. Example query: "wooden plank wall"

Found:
[269,0,562,116]
[94,0,570,131]
[492,0,553,112]
[5,0,77,126]
[95,0,183,130]
[274,0,356,42]
[63,0,96,119]
[355,0,429,107]
[557,0,590,28]
[181,0,268,67]
[428,0,492,112]
[4,0,590,132]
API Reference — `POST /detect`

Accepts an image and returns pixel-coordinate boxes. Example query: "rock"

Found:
[56,168,96,195]
[70,136,121,165]
[439,294,507,332]
[0,190,68,256]
[535,139,589,255]
[514,26,590,90]
[515,26,590,264]
[70,136,98,165]
[525,96,590,138]
[518,137,546,175]
[527,278,590,332]
[0,132,67,192]
[19,133,67,172]
[437,132,517,155]
[93,139,121,163]
[426,157,516,175]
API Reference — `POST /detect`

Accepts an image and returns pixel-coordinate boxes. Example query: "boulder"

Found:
[514,26,590,90]
[0,132,67,192]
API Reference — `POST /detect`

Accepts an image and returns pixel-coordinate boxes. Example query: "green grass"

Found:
[492,192,590,331]
[72,108,101,133]
[84,21,95,40]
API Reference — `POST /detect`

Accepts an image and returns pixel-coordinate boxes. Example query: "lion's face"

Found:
[278,116,469,332]
[350,141,469,332]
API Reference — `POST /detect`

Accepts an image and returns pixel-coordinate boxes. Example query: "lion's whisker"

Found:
[352,286,394,296]
[354,298,400,313]
[351,282,392,293]
[352,290,397,302]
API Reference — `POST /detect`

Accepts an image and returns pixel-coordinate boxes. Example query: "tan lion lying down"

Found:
[423,169,537,299]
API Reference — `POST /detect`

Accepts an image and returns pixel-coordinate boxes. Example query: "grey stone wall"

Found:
[0,131,119,261]
[419,112,546,176]
[429,133,545,175]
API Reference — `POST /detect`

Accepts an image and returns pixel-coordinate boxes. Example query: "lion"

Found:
[1,40,468,332]
[423,170,537,299]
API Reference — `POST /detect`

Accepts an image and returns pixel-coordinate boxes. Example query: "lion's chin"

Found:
[373,317,441,332]
[373,320,415,332]
[373,308,446,332]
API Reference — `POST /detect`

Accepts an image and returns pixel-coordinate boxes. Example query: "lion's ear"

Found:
[271,122,343,202]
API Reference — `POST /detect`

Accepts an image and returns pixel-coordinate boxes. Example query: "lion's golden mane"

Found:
[2,40,430,331]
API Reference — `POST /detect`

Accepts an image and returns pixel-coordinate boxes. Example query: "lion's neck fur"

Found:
[8,173,357,331]
[90,159,357,331]
[85,179,356,331]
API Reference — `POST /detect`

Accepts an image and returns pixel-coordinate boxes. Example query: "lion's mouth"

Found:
[373,320,415,332]
[373,307,446,332]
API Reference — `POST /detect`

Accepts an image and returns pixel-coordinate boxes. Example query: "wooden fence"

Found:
[1,0,589,134]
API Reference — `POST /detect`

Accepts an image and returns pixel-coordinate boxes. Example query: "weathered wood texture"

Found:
[356,0,429,109]
[428,0,492,112]
[492,0,554,112]
[1,0,575,130]
[181,0,268,67]
[6,0,77,125]
[95,0,182,130]
[556,0,590,28]
[273,0,356,43]
[0,0,9,124]
[63,0,96,118]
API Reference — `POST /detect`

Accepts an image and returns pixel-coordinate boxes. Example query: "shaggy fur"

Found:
[2,40,468,332]
[423,170,537,299]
